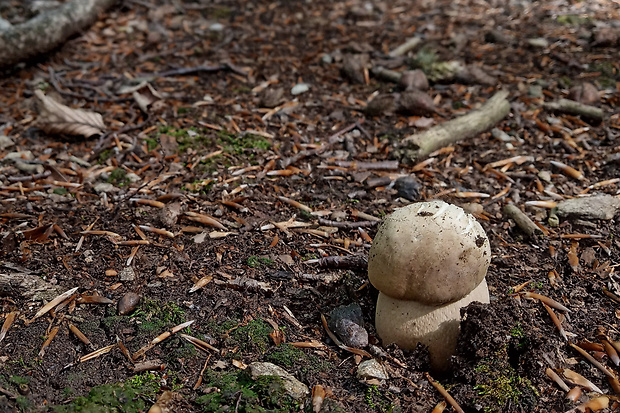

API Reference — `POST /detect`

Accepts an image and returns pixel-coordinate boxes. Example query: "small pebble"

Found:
[209,23,224,32]
[394,176,421,201]
[328,303,368,348]
[357,359,389,380]
[119,267,136,281]
[93,183,120,193]
[528,37,549,48]
[249,362,309,400]
[118,292,141,315]
[0,136,14,150]
[538,170,552,183]
[291,83,310,96]
[126,173,141,183]
[528,85,543,98]
[321,54,333,64]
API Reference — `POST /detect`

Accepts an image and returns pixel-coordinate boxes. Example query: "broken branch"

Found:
[398,90,510,162]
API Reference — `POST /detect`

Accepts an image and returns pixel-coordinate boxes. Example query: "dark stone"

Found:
[394,175,421,201]
[328,303,368,348]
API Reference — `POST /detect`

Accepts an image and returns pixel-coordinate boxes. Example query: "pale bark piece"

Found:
[371,66,401,84]
[0,0,117,68]
[375,279,490,371]
[398,90,510,162]
[35,90,106,138]
[504,204,543,238]
[543,98,604,123]
[389,36,422,57]
[0,272,63,301]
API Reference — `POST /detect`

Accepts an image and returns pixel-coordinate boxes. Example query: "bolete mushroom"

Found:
[368,200,491,370]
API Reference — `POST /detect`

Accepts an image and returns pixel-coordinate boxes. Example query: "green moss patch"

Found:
[364,385,400,413]
[227,319,272,354]
[246,255,274,269]
[107,168,129,187]
[217,130,271,155]
[265,344,330,377]
[473,348,538,413]
[51,383,147,412]
[131,298,186,332]
[195,369,297,413]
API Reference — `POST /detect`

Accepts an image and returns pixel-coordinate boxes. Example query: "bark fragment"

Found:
[0,0,117,68]
[398,90,510,162]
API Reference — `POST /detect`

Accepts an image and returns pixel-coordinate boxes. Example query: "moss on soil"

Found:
[216,130,271,155]
[246,255,274,269]
[131,298,186,332]
[51,382,148,413]
[473,347,538,413]
[227,319,272,355]
[265,344,331,378]
[364,385,401,413]
[107,168,129,187]
[195,369,297,413]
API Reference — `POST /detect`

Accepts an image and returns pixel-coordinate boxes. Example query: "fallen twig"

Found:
[503,204,543,238]
[544,99,604,123]
[389,36,422,57]
[398,90,510,162]
[317,218,380,229]
[305,255,368,271]
[425,373,464,413]
[28,287,79,323]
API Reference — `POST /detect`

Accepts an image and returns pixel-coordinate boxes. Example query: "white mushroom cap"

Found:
[375,278,490,370]
[368,200,490,305]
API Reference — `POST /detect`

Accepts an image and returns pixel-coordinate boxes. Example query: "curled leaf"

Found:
[35,90,105,138]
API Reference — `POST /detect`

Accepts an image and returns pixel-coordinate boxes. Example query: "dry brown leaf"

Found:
[30,287,79,322]
[189,276,213,293]
[567,396,609,413]
[560,368,604,393]
[0,311,17,344]
[184,211,227,230]
[568,242,580,271]
[132,83,162,114]
[35,90,105,138]
[312,385,326,413]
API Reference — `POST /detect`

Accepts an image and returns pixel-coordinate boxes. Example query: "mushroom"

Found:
[368,200,491,370]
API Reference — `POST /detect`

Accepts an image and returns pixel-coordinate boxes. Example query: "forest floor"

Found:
[0,0,620,412]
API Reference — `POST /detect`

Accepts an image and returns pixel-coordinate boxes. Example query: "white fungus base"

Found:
[375,279,490,371]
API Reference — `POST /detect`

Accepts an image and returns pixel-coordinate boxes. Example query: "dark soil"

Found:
[0,0,619,412]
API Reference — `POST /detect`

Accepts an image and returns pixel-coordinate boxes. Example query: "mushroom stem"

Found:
[375,279,489,371]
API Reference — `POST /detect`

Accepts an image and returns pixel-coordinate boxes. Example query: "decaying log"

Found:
[0,272,63,301]
[0,0,117,68]
[398,90,510,162]
[543,99,604,123]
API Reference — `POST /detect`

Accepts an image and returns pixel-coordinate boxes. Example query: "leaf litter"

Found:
[0,0,619,411]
